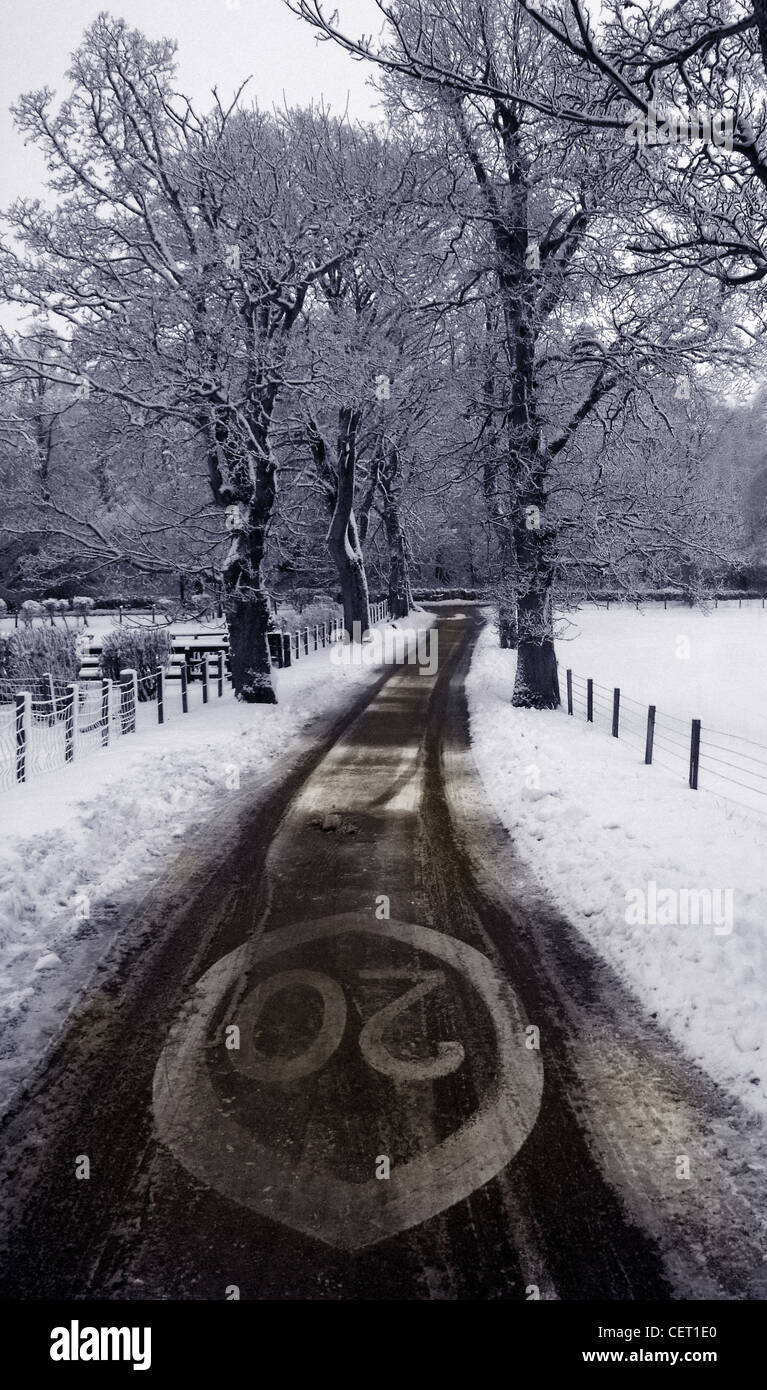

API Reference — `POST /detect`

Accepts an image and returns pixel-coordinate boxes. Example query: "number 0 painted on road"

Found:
[229,969,347,1085]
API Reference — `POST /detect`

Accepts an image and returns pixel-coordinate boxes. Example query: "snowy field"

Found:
[0,617,432,1117]
[468,608,767,1123]
[556,599,766,744]
[555,601,767,816]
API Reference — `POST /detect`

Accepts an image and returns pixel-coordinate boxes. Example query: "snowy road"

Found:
[0,610,764,1299]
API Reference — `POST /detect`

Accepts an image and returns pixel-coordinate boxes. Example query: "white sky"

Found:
[0,0,382,206]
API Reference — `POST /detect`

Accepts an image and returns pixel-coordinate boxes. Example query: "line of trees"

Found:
[1,5,764,705]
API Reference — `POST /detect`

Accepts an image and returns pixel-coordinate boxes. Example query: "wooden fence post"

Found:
[314,624,319,650]
[267,631,282,668]
[101,678,111,746]
[282,633,292,668]
[303,629,309,655]
[320,623,326,648]
[119,668,138,734]
[645,705,655,765]
[180,663,188,715]
[689,719,701,789]
[566,669,573,716]
[157,669,165,725]
[612,687,620,738]
[217,653,224,697]
[15,692,29,783]
[202,656,209,705]
[65,682,79,762]
[587,678,593,723]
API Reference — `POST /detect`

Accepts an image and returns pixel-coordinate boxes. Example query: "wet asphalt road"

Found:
[0,608,764,1300]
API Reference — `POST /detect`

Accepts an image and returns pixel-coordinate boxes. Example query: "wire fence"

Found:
[563,664,767,817]
[0,602,390,792]
[0,661,230,793]
[266,606,387,667]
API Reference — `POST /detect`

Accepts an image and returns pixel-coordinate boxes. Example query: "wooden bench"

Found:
[172,640,230,682]
[77,637,230,685]
[77,656,102,681]
[163,654,193,681]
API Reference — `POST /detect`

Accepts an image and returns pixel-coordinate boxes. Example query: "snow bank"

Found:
[467,621,767,1121]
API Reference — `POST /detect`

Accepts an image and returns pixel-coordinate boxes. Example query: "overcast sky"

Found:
[0,0,382,207]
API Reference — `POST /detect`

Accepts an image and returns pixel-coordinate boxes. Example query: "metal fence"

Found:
[564,667,767,817]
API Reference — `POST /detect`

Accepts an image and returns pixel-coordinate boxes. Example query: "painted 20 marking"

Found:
[227,966,465,1086]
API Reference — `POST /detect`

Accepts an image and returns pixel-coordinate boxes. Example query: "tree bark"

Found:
[208,406,277,703]
[383,492,413,618]
[326,407,371,638]
[497,581,518,649]
[480,317,518,648]
[222,505,276,703]
[512,587,560,709]
[380,444,413,620]
[511,478,559,707]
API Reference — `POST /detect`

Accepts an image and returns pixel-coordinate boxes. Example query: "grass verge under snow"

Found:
[467,621,767,1123]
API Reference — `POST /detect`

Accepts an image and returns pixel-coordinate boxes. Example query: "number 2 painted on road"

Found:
[227,967,465,1086]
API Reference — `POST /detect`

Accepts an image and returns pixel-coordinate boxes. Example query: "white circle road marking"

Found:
[152,915,543,1251]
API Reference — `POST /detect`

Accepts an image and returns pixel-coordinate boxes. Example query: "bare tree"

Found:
[0,18,363,699]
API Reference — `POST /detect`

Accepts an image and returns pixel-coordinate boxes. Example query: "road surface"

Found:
[0,608,765,1299]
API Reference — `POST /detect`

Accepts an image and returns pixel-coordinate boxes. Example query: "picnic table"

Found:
[76,631,230,683]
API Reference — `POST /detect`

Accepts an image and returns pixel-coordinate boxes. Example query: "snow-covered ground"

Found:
[556,599,766,743]
[556,601,767,817]
[0,616,433,1116]
[467,613,767,1123]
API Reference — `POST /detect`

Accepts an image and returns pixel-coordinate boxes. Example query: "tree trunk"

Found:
[222,513,276,703]
[384,492,412,619]
[512,587,559,709]
[480,349,517,648]
[498,591,518,648]
[327,407,371,638]
[205,396,279,702]
[496,561,518,648]
[328,512,371,636]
